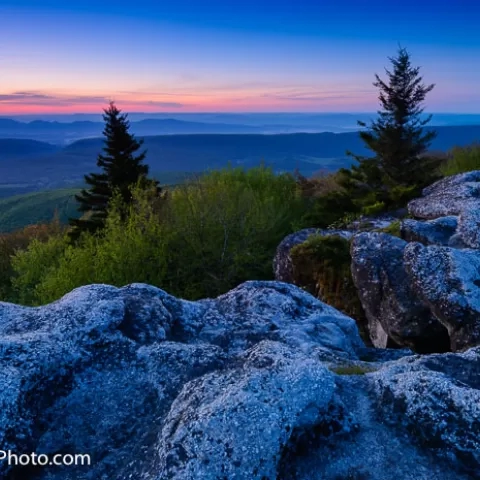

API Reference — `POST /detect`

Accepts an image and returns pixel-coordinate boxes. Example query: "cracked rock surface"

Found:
[0,280,478,479]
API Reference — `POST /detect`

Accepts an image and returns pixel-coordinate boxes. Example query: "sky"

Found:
[0,0,479,114]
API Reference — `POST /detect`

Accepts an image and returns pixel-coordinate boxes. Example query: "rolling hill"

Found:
[0,172,194,232]
[0,189,80,232]
[0,125,479,201]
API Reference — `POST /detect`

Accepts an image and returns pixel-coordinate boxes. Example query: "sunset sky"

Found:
[1,0,479,114]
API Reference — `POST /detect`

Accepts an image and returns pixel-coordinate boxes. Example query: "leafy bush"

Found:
[0,219,64,302]
[440,144,480,176]
[11,166,307,305]
[11,229,68,305]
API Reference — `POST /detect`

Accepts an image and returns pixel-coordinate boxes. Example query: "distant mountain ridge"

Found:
[0,126,479,199]
[0,138,59,159]
[2,114,479,145]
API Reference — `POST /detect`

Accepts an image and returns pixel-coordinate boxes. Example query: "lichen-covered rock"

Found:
[0,280,478,479]
[351,232,450,353]
[401,216,458,246]
[159,341,335,479]
[0,281,362,480]
[457,206,480,248]
[408,170,480,219]
[372,347,480,476]
[273,228,353,283]
[404,243,480,351]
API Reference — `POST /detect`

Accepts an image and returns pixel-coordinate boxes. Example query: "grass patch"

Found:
[440,144,480,176]
[377,220,401,237]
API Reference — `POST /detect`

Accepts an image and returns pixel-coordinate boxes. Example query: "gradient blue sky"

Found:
[1,0,479,113]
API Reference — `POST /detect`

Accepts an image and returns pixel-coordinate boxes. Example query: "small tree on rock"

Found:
[340,47,438,211]
[68,102,160,241]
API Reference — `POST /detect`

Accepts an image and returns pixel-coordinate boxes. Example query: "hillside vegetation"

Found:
[0,189,80,233]
[0,171,193,232]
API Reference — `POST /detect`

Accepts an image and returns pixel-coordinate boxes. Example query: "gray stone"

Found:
[0,280,478,479]
[404,242,480,351]
[458,206,480,248]
[408,170,480,219]
[158,341,335,480]
[372,347,480,477]
[351,232,450,353]
[401,216,458,246]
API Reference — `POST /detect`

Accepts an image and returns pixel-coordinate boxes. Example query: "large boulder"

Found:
[0,281,364,480]
[351,232,450,353]
[372,348,480,476]
[273,228,353,283]
[0,281,477,478]
[404,242,480,351]
[408,170,480,219]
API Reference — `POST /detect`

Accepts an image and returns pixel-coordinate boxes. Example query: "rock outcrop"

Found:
[401,216,458,246]
[350,232,450,353]
[273,228,353,283]
[0,281,478,479]
[405,242,480,351]
[344,171,480,352]
[408,170,480,219]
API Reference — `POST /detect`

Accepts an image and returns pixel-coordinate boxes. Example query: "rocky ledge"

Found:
[0,281,478,479]
[275,171,480,354]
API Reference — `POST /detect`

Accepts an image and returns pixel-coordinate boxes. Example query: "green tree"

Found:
[340,47,437,211]
[68,102,160,241]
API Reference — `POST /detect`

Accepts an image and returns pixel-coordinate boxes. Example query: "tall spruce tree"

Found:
[340,47,437,209]
[68,102,159,241]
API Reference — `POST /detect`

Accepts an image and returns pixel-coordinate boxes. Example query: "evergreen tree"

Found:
[340,47,437,210]
[68,102,160,241]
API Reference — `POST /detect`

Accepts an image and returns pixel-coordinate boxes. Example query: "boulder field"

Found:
[0,281,478,479]
[275,170,480,354]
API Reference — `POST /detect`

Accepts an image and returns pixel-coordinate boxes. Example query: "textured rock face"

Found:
[458,206,480,248]
[408,170,480,219]
[372,348,480,476]
[273,228,353,283]
[401,216,458,246]
[0,281,478,479]
[351,232,450,353]
[404,243,480,351]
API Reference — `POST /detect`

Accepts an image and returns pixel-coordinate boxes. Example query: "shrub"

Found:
[10,230,68,305]
[0,219,64,302]
[12,166,307,305]
[440,144,480,176]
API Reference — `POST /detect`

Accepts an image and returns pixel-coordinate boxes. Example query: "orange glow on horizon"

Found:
[0,92,378,115]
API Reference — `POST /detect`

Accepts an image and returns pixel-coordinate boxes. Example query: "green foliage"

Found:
[440,144,480,176]
[377,220,402,237]
[362,201,385,216]
[340,47,438,213]
[290,235,369,343]
[300,190,359,228]
[0,220,64,302]
[11,229,68,305]
[11,166,306,305]
[69,102,160,241]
